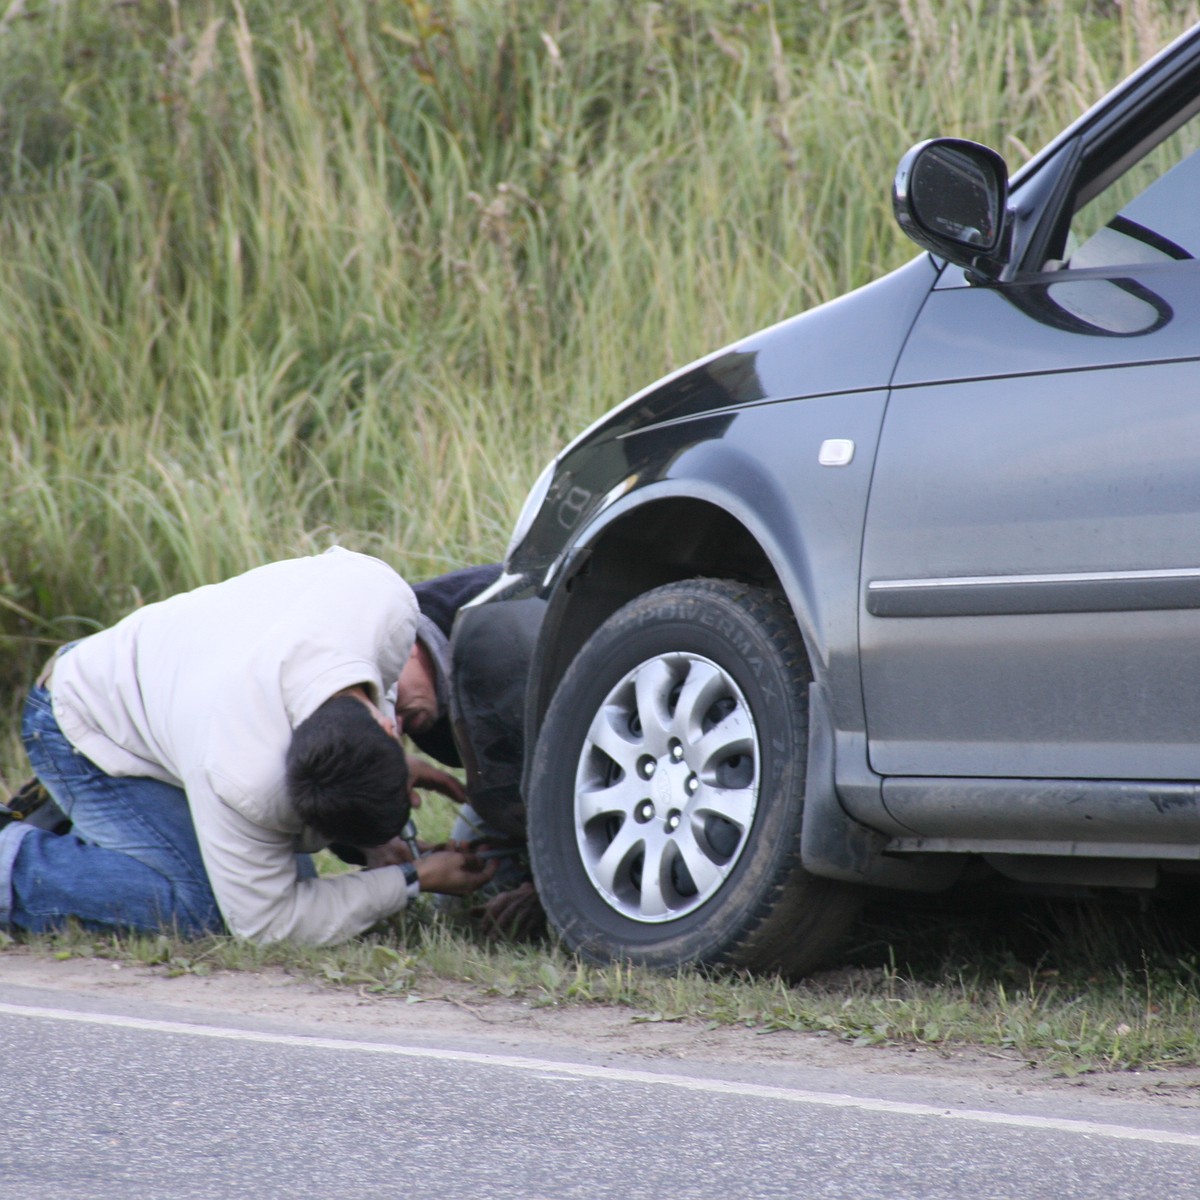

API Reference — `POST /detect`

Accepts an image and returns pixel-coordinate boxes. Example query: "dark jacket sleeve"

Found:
[411,564,503,639]
[409,564,503,767]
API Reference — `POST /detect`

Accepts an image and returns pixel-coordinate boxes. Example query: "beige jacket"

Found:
[50,548,418,944]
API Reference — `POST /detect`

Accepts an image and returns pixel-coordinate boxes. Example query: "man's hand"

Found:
[360,835,478,871]
[415,847,496,895]
[472,880,546,941]
[361,836,416,869]
[405,755,466,808]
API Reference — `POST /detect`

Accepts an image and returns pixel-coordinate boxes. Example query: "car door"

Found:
[860,104,1200,782]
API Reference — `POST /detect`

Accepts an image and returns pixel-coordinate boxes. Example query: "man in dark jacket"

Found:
[402,564,543,937]
[401,564,502,767]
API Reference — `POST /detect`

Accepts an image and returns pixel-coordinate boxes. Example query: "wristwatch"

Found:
[401,862,421,900]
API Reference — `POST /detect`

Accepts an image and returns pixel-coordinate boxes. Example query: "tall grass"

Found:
[1,0,1196,716]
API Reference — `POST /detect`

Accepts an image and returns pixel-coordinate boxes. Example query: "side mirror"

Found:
[893,138,1010,277]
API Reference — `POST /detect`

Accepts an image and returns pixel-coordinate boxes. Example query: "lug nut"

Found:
[685,774,698,794]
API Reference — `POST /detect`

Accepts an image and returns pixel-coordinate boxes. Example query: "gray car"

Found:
[450,22,1200,977]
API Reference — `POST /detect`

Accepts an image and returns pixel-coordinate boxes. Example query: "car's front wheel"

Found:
[527,578,862,978]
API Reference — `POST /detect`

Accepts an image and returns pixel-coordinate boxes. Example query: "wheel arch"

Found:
[526,479,826,749]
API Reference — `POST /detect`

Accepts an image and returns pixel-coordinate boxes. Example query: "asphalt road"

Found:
[2,981,1199,1199]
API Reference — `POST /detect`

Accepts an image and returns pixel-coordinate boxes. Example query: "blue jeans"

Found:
[0,684,226,936]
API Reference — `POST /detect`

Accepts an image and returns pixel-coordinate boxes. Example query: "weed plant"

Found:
[4,0,1200,1070]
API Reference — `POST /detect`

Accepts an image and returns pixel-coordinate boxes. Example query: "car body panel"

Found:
[895,265,1186,384]
[553,388,892,711]
[863,261,1200,781]
[509,255,937,580]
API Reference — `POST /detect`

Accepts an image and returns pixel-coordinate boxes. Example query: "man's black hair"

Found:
[286,695,409,848]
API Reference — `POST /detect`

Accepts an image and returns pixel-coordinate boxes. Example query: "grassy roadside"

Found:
[8,885,1200,1077]
[5,716,1200,1075]
[6,1,1200,1081]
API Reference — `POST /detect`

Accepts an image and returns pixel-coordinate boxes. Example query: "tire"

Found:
[527,578,862,979]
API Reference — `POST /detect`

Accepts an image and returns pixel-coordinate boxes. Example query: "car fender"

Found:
[538,381,890,726]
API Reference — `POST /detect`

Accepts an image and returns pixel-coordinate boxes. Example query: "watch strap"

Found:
[401,861,421,900]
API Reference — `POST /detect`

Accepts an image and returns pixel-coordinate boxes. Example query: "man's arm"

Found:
[188,777,413,944]
[190,778,494,945]
[406,755,466,806]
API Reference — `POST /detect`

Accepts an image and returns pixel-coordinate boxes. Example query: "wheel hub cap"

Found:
[573,652,760,923]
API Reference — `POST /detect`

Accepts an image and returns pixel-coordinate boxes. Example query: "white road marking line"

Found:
[1,1000,1197,1147]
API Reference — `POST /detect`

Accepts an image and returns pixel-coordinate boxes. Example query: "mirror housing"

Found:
[894,138,1011,278]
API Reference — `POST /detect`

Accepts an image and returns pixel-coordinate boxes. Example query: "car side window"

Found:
[1058,114,1200,270]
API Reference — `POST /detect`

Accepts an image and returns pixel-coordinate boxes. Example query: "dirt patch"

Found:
[4,947,1199,1106]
